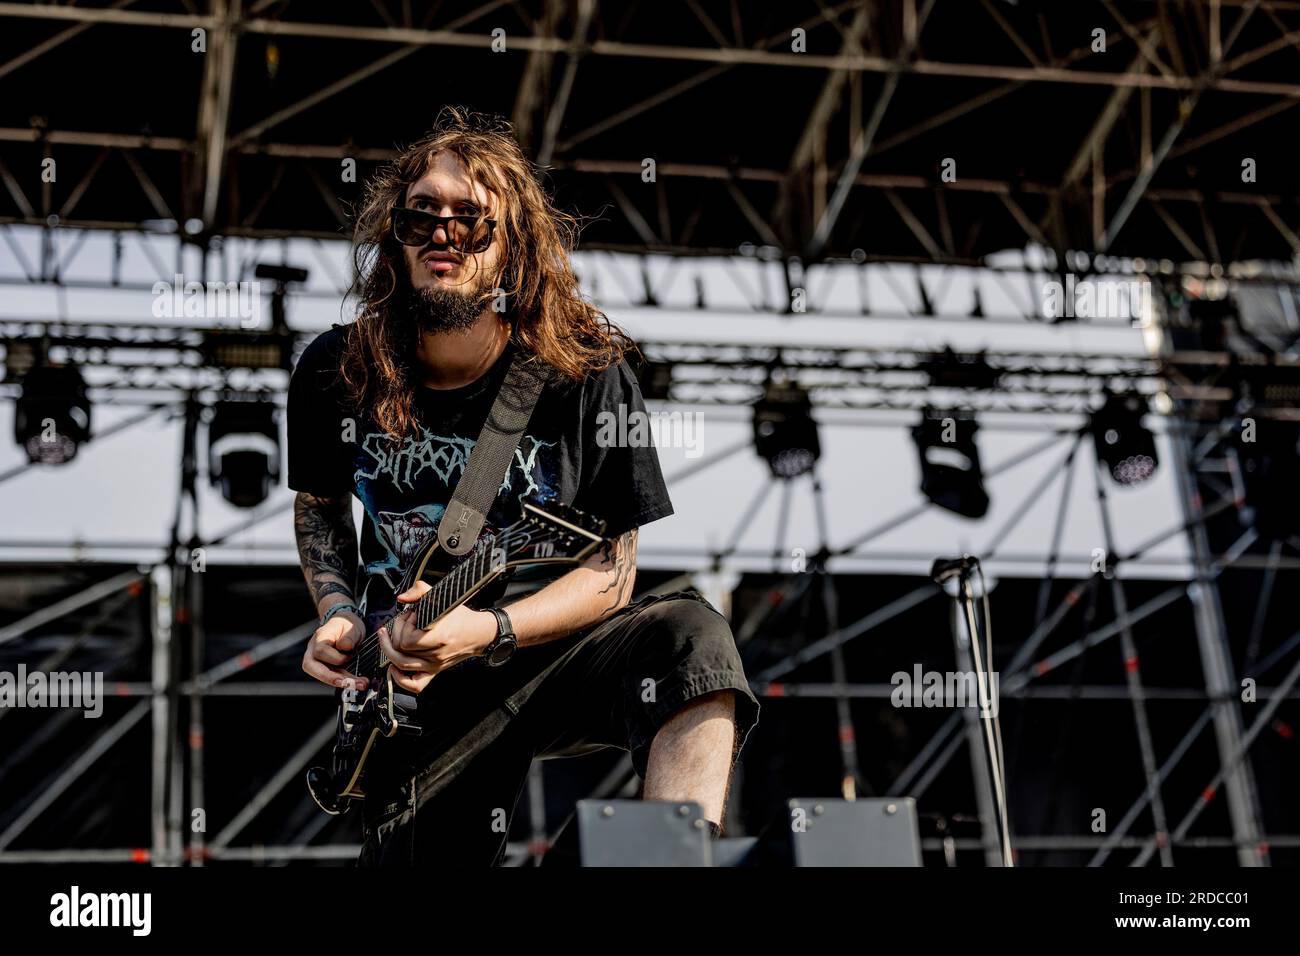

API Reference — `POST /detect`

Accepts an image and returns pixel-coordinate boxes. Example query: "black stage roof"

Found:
[2,0,1299,266]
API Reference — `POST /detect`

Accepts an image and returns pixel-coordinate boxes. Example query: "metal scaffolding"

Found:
[1,279,1298,864]
[1,0,1299,865]
[2,1,1300,262]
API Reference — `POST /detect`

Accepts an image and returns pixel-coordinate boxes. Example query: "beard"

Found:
[401,270,495,335]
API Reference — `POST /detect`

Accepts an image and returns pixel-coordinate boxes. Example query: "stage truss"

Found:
[1,0,1299,865]
[2,0,1300,264]
[2,278,1299,865]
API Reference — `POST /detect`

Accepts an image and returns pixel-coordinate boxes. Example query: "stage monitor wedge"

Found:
[577,799,711,867]
[788,797,923,867]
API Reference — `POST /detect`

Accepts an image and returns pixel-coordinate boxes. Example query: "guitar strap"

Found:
[434,346,552,559]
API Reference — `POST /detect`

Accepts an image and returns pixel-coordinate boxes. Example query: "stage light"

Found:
[14,364,92,465]
[254,262,309,334]
[253,263,309,285]
[4,340,36,381]
[1236,418,1300,539]
[753,378,820,479]
[202,330,292,370]
[920,347,999,390]
[911,408,989,518]
[208,400,281,508]
[1091,392,1158,486]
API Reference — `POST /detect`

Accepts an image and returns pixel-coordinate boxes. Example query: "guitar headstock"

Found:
[497,496,607,567]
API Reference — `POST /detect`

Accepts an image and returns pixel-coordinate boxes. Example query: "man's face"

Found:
[399,151,504,333]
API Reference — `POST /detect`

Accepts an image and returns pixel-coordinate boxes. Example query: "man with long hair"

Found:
[287,106,758,865]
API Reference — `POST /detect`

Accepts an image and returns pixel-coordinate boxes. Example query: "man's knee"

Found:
[629,596,742,673]
[624,596,758,742]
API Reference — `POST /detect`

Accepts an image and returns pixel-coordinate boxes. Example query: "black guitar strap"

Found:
[434,347,552,558]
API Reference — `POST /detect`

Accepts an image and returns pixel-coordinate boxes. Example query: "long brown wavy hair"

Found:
[342,105,634,438]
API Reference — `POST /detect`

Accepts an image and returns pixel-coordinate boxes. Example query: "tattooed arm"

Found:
[384,526,640,663]
[296,491,372,689]
[592,528,639,616]
[293,491,359,616]
[376,525,642,692]
[491,527,639,649]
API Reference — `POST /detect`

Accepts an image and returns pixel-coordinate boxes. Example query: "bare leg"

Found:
[643,690,738,827]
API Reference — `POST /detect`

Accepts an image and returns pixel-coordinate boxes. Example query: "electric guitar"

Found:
[306,495,607,814]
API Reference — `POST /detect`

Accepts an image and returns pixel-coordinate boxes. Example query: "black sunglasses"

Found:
[390,205,497,254]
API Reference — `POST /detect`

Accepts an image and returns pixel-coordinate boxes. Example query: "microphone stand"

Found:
[933,555,1014,867]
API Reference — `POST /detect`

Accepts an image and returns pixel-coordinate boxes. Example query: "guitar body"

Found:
[306,496,607,815]
[312,538,504,807]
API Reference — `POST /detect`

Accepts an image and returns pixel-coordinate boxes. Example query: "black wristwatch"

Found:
[483,607,518,666]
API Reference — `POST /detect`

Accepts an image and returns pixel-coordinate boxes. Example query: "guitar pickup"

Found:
[390,690,422,735]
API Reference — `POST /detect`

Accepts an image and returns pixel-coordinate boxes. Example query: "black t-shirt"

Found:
[286,324,674,617]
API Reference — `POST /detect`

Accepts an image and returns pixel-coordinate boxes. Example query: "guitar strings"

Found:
[351,529,514,669]
[351,525,554,670]
[347,524,565,674]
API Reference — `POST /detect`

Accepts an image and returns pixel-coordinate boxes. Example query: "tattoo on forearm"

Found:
[595,528,638,615]
[294,492,358,607]
[315,581,353,602]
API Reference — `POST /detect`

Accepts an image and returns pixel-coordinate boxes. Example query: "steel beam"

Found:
[0,700,151,850]
[0,570,144,646]
[195,0,239,227]
[1167,425,1268,866]
[1092,463,1175,865]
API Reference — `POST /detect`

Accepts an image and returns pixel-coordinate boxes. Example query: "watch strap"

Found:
[483,606,517,665]
[488,606,515,641]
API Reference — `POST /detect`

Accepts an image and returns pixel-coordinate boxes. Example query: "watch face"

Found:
[486,636,517,666]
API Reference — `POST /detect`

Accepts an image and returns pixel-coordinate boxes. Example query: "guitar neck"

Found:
[410,536,500,629]
[355,504,604,673]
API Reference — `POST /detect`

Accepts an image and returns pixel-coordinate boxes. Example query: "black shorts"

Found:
[356,588,760,866]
